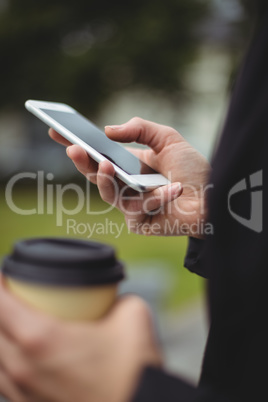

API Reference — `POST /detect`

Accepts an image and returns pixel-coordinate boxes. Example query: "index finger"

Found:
[105,117,181,154]
[48,128,72,147]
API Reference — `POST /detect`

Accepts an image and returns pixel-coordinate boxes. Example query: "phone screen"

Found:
[41,109,157,176]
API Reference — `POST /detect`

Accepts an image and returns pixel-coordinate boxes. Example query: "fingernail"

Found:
[105,125,124,130]
[66,146,70,157]
[171,182,182,197]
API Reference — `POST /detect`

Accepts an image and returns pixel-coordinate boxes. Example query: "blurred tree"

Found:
[0,0,209,116]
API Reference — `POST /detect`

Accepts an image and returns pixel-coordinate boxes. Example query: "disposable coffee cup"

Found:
[1,238,125,321]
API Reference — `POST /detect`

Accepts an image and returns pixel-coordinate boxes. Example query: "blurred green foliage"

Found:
[0,185,204,309]
[0,0,209,116]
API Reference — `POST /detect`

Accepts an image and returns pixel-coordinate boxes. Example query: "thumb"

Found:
[105,117,181,154]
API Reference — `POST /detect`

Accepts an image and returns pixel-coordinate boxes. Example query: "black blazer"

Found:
[132,3,268,402]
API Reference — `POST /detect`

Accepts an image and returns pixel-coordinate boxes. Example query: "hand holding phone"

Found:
[25,99,211,237]
[25,100,170,192]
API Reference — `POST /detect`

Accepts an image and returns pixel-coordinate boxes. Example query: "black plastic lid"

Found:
[2,238,125,286]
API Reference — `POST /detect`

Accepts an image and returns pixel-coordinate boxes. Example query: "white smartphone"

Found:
[25,100,170,192]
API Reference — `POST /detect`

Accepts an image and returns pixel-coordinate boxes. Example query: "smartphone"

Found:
[25,100,170,192]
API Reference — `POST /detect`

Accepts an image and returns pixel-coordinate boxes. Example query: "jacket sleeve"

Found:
[131,367,235,402]
[184,237,209,279]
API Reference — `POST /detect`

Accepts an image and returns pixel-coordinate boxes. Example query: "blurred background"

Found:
[0,0,255,387]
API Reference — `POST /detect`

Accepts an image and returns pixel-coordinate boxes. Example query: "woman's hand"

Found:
[49,117,211,237]
[0,276,162,402]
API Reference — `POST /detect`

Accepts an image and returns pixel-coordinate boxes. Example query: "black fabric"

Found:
[184,237,207,278]
[132,367,235,402]
[132,3,268,402]
[132,367,198,402]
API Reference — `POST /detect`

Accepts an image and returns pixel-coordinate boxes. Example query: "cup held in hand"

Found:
[1,238,125,321]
